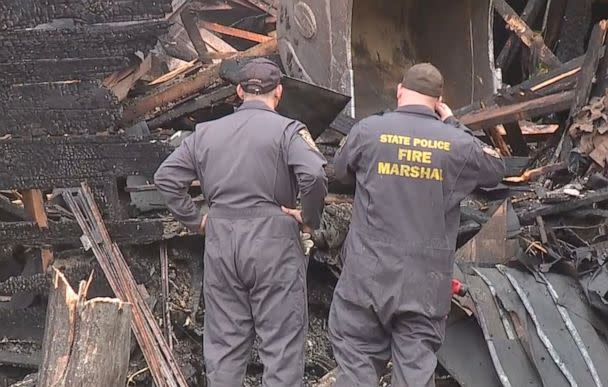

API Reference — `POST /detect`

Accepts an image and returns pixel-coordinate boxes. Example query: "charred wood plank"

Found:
[0,137,173,190]
[0,81,120,136]
[459,90,574,130]
[0,108,121,137]
[0,219,169,246]
[0,0,172,31]
[181,6,211,64]
[0,21,168,63]
[571,21,608,118]
[123,38,277,123]
[200,21,273,43]
[147,85,236,129]
[0,57,130,85]
[552,20,608,166]
[496,0,547,72]
[518,188,608,224]
[493,0,561,69]
[1,81,117,111]
[453,54,588,117]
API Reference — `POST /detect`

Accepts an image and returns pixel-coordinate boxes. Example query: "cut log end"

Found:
[38,269,132,387]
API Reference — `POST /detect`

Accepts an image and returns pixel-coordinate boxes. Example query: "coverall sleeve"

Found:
[445,116,506,188]
[285,123,328,229]
[471,137,507,187]
[154,135,204,233]
[333,122,363,185]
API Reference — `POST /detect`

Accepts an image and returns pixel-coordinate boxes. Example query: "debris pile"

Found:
[1,0,608,386]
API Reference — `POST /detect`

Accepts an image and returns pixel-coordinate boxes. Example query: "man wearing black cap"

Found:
[154,58,328,387]
[328,63,505,386]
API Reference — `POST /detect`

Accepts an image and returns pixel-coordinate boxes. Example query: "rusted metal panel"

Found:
[278,0,496,117]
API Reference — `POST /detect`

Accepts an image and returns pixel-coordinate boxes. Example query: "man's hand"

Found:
[435,100,454,122]
[199,214,208,235]
[281,206,314,234]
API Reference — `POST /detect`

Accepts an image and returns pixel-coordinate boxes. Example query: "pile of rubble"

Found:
[1,0,608,386]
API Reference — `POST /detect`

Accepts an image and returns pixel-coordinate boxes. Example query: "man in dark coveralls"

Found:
[329,63,506,386]
[154,58,328,387]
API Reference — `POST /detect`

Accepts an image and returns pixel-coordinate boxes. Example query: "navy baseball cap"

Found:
[238,58,282,94]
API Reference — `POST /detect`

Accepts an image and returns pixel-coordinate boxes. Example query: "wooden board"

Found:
[0,0,172,31]
[0,137,173,190]
[0,219,171,247]
[460,91,574,130]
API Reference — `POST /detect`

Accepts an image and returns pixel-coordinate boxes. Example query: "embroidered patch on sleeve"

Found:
[482,146,501,158]
[298,128,320,152]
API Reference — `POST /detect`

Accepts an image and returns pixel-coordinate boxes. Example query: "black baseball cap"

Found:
[238,58,282,95]
[402,63,444,98]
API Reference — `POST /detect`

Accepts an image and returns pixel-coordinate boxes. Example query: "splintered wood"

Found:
[62,183,188,387]
[38,269,132,387]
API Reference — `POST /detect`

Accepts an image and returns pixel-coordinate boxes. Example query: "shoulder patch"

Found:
[482,146,502,159]
[298,128,319,152]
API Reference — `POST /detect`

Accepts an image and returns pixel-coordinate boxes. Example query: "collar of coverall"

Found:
[395,104,441,120]
[237,100,277,113]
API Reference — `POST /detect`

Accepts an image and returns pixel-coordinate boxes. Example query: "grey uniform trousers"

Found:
[329,291,445,387]
[328,229,447,387]
[203,206,308,387]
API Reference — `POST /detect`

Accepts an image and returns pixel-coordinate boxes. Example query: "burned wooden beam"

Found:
[459,90,574,130]
[147,85,236,130]
[0,137,172,190]
[493,0,561,69]
[123,38,277,123]
[0,57,131,85]
[570,20,608,118]
[0,81,121,136]
[0,21,168,64]
[0,0,172,31]
[62,183,188,387]
[496,0,547,72]
[200,21,273,43]
[0,219,172,247]
[519,188,608,224]
[550,20,608,167]
[181,6,212,64]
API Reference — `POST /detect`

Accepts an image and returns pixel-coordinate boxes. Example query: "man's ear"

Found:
[236,84,245,100]
[396,83,404,100]
[275,84,283,100]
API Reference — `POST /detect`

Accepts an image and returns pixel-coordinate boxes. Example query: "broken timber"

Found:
[0,219,174,247]
[493,0,561,69]
[123,38,277,122]
[519,188,608,224]
[496,0,547,72]
[0,21,169,85]
[200,21,273,43]
[38,270,132,387]
[0,136,172,190]
[62,183,188,387]
[0,0,172,31]
[459,90,574,130]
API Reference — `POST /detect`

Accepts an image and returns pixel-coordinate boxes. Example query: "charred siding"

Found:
[0,137,173,190]
[0,0,172,31]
